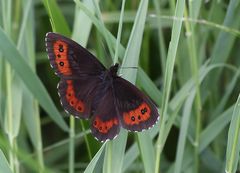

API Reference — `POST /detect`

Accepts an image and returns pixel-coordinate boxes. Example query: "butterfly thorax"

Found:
[100,63,119,81]
[109,63,119,77]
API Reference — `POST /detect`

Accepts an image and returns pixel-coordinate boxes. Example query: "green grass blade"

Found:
[42,0,71,36]
[206,0,240,86]
[103,0,126,172]
[200,106,233,152]
[155,0,186,172]
[113,0,125,64]
[84,143,106,173]
[0,27,68,131]
[111,1,151,173]
[225,94,240,173]
[174,92,195,173]
[0,150,13,173]
[72,0,95,47]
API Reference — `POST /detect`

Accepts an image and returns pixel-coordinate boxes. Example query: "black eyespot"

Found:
[131,116,135,121]
[99,126,102,130]
[70,101,74,105]
[78,106,82,111]
[68,93,71,96]
[59,61,64,66]
[105,126,108,129]
[138,115,141,120]
[94,121,97,125]
[57,54,61,58]
[59,45,64,52]
[141,109,145,114]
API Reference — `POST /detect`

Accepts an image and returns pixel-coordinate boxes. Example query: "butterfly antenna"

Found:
[120,66,138,69]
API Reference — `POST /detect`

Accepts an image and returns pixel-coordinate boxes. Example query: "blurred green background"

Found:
[0,0,240,173]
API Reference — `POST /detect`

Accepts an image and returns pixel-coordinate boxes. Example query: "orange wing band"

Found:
[93,117,118,134]
[123,103,151,125]
[66,80,85,113]
[53,41,72,75]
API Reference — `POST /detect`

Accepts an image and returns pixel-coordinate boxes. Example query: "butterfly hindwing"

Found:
[90,87,120,142]
[57,76,102,119]
[45,32,106,78]
[113,77,159,132]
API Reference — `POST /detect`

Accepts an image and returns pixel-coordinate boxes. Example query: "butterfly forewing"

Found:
[45,32,106,119]
[113,77,159,132]
[45,32,106,78]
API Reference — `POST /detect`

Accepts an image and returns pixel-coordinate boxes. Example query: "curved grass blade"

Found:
[0,27,68,131]
[155,0,186,172]
[42,0,71,36]
[84,143,106,173]
[0,150,12,173]
[174,91,195,173]
[225,94,240,173]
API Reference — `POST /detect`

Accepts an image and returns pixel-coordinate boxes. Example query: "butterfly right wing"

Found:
[45,32,106,78]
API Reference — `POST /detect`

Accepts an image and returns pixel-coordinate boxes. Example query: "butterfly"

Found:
[45,32,159,142]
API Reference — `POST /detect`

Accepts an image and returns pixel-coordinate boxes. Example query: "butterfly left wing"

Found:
[90,88,120,142]
[113,77,159,132]
[45,32,107,119]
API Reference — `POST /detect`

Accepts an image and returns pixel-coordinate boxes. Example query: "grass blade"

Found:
[225,94,240,173]
[0,150,13,173]
[42,0,71,36]
[155,0,186,172]
[84,143,106,173]
[174,91,195,173]
[0,27,68,131]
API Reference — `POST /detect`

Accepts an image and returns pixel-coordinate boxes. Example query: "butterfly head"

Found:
[109,63,119,77]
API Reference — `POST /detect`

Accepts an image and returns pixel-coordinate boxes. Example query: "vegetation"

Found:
[0,0,239,172]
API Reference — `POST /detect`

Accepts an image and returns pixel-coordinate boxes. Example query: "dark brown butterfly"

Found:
[45,32,159,142]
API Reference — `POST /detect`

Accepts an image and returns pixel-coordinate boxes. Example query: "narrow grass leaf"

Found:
[0,150,12,173]
[174,91,195,173]
[225,94,240,173]
[10,78,22,137]
[200,106,233,152]
[42,0,71,36]
[112,1,152,173]
[137,68,162,105]
[0,27,68,131]
[212,69,240,119]
[207,0,240,86]
[84,143,106,173]
[155,0,186,171]
[72,0,95,46]
[137,131,155,173]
